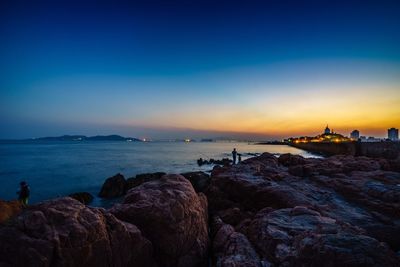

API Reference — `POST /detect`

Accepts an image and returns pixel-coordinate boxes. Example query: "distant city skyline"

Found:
[1,1,399,139]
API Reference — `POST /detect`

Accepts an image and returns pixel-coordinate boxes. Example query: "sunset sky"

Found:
[1,0,399,140]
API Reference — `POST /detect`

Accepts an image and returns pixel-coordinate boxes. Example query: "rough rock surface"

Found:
[0,200,22,224]
[98,173,126,198]
[110,174,209,267]
[206,152,400,266]
[0,197,154,267]
[2,152,400,266]
[211,216,267,267]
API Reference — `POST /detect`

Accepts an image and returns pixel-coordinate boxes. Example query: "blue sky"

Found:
[1,0,399,139]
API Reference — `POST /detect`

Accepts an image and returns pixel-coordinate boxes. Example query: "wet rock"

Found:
[197,158,232,166]
[98,173,126,198]
[110,174,209,267]
[68,191,94,204]
[181,171,210,192]
[0,197,155,267]
[125,172,166,191]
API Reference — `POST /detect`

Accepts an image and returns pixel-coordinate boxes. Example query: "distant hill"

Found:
[32,135,141,141]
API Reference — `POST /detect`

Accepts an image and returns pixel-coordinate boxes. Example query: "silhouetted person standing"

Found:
[238,153,242,163]
[17,181,30,207]
[232,148,237,164]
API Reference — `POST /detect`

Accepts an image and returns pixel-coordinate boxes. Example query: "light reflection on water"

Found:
[0,141,319,205]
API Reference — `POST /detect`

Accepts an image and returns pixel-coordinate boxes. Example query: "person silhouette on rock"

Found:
[232,148,237,165]
[17,181,30,207]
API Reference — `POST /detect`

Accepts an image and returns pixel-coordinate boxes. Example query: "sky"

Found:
[1,0,399,140]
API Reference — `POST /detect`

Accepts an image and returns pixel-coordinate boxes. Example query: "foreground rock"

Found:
[206,153,400,266]
[0,200,22,224]
[0,197,154,266]
[2,152,399,266]
[0,174,209,267]
[111,174,209,267]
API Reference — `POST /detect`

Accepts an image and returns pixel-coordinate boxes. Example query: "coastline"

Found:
[1,152,399,266]
[290,141,400,159]
[0,142,317,204]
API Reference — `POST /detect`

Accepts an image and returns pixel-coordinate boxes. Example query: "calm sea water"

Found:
[0,141,318,206]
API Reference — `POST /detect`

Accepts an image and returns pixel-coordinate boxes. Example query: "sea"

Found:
[0,141,319,206]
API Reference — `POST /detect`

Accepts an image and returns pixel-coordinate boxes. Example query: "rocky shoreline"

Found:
[1,153,400,266]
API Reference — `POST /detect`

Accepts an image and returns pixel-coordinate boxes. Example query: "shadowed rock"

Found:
[68,191,94,204]
[0,200,22,224]
[206,152,400,266]
[98,173,126,198]
[0,197,155,267]
[110,174,209,267]
[211,216,268,267]
[181,171,210,192]
[125,172,166,191]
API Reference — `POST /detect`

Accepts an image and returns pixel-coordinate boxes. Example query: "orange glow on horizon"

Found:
[123,84,399,138]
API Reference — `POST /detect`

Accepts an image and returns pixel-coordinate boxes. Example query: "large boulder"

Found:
[98,173,126,198]
[110,174,209,267]
[0,197,155,267]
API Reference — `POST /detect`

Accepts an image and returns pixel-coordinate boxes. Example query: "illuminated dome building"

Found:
[289,125,351,144]
[324,125,331,134]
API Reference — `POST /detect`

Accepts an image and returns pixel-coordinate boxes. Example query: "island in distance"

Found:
[29,135,142,142]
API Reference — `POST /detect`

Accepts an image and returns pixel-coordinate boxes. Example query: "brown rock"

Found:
[246,206,399,266]
[110,174,209,267]
[206,152,400,265]
[98,173,126,198]
[0,197,155,267]
[0,200,22,224]
[211,217,267,267]
[294,233,399,267]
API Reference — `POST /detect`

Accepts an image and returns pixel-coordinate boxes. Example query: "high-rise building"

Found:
[388,128,399,141]
[350,130,360,140]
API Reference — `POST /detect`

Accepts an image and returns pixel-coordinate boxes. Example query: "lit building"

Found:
[324,125,331,134]
[350,130,360,140]
[388,128,399,141]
